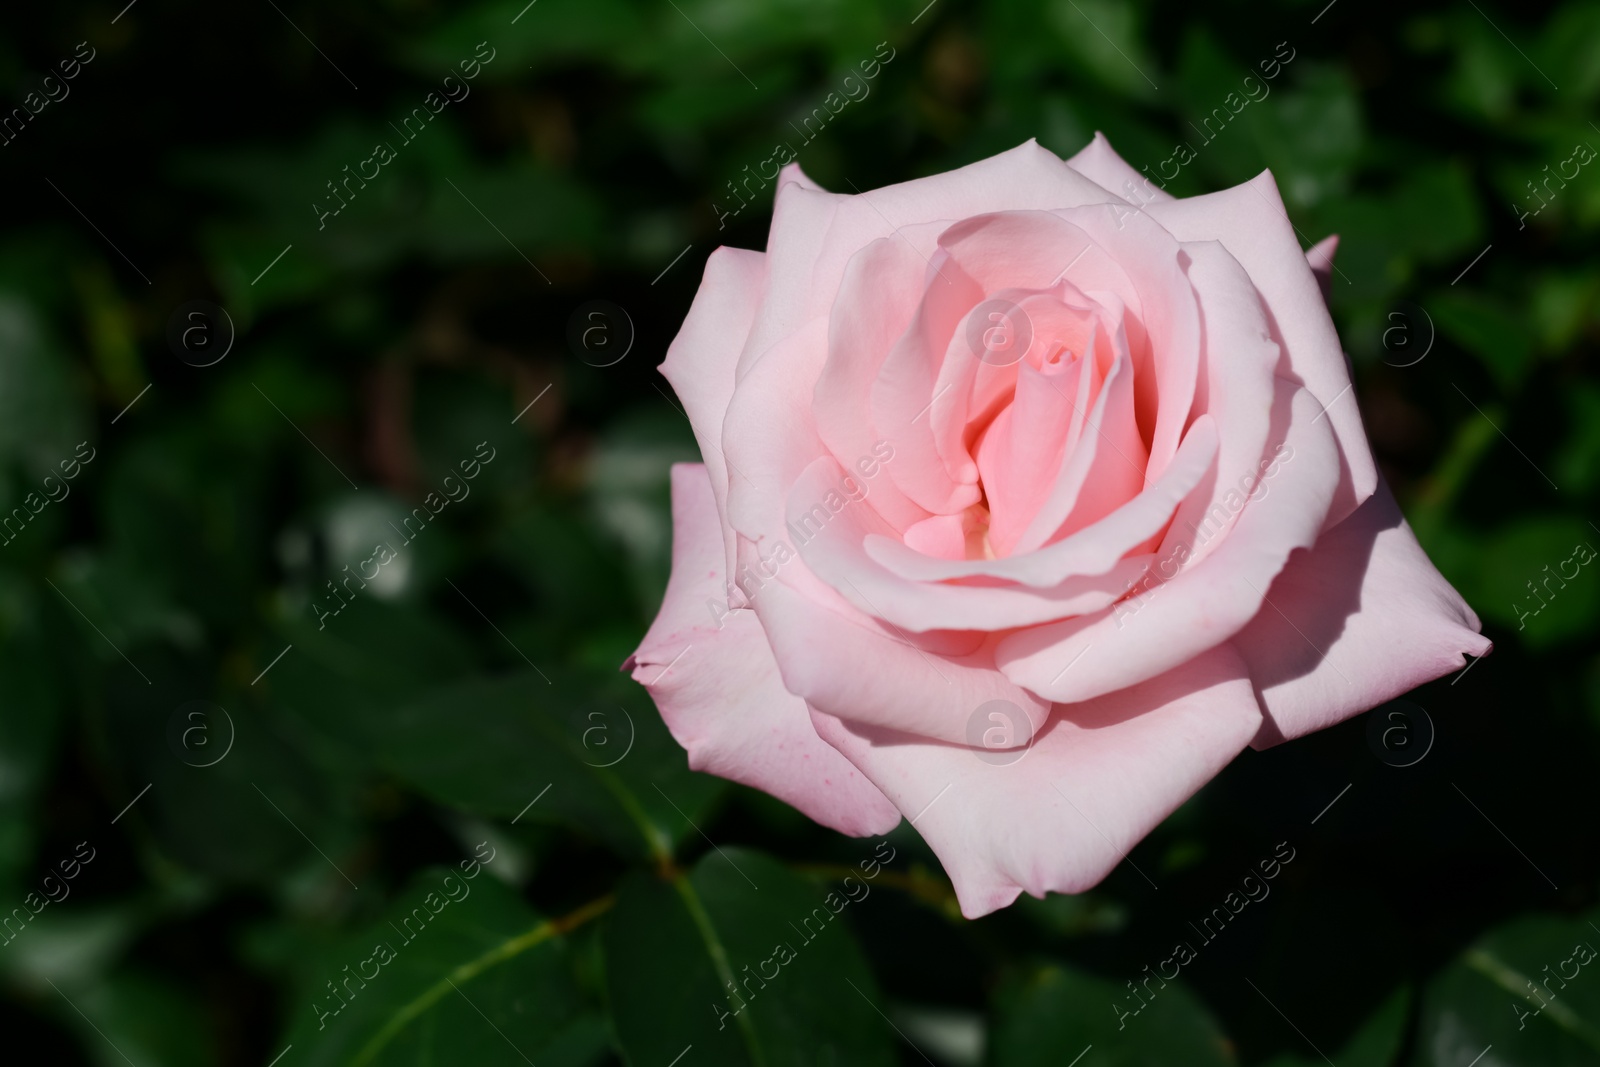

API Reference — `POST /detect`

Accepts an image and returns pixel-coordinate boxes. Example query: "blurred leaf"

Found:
[0,575,65,891]
[0,293,90,479]
[270,594,479,753]
[990,961,1234,1066]
[603,848,895,1066]
[1430,291,1536,390]
[277,867,606,1066]
[1045,0,1160,100]
[61,970,217,1067]
[373,669,724,861]
[1554,383,1600,495]
[1457,516,1599,647]
[1254,65,1361,211]
[1258,985,1410,1067]
[1410,910,1600,1066]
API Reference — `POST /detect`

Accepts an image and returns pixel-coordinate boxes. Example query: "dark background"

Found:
[0,0,1595,1063]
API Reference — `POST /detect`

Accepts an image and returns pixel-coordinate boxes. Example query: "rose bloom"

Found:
[626,136,1488,918]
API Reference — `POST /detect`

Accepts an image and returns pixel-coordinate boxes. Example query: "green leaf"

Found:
[0,574,66,892]
[277,868,608,1066]
[989,962,1234,1067]
[1046,0,1160,100]
[1410,910,1600,1066]
[1430,291,1536,389]
[1459,516,1599,647]
[0,292,90,480]
[269,595,478,754]
[603,848,896,1067]
[1258,985,1409,1067]
[56,970,218,1067]
[373,669,723,862]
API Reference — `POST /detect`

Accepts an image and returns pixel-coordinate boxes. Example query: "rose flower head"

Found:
[626,136,1488,918]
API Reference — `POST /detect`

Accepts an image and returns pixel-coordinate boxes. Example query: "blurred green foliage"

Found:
[0,0,1596,1063]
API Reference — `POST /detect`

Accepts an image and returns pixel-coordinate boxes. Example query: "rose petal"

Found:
[1153,239,1279,569]
[811,644,1262,918]
[814,232,945,530]
[1012,348,1147,553]
[736,168,844,380]
[628,464,901,836]
[1056,204,1204,486]
[740,142,1116,380]
[724,318,833,550]
[789,454,1152,632]
[1066,131,1174,205]
[1146,171,1377,524]
[750,548,1053,746]
[660,246,768,576]
[996,379,1339,703]
[1306,234,1338,305]
[866,416,1218,588]
[1236,480,1491,748]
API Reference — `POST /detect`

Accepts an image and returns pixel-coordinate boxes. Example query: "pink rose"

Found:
[626,135,1488,918]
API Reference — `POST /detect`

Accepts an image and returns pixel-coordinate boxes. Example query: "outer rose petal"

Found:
[1066,131,1174,204]
[812,644,1262,918]
[1235,480,1491,749]
[659,246,767,577]
[1147,171,1377,526]
[1306,234,1338,304]
[627,463,901,837]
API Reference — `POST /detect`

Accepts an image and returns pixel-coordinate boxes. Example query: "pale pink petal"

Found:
[812,644,1262,918]
[740,142,1115,380]
[1306,234,1338,304]
[736,169,844,380]
[723,318,833,551]
[866,417,1218,588]
[1153,239,1279,569]
[789,454,1152,632]
[1056,204,1204,485]
[804,141,1115,313]
[1236,480,1491,748]
[749,553,1053,747]
[813,231,944,531]
[870,253,986,516]
[659,247,768,577]
[1066,131,1175,205]
[976,355,1080,556]
[1146,171,1377,524]
[1012,350,1147,553]
[996,379,1340,702]
[628,464,900,836]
